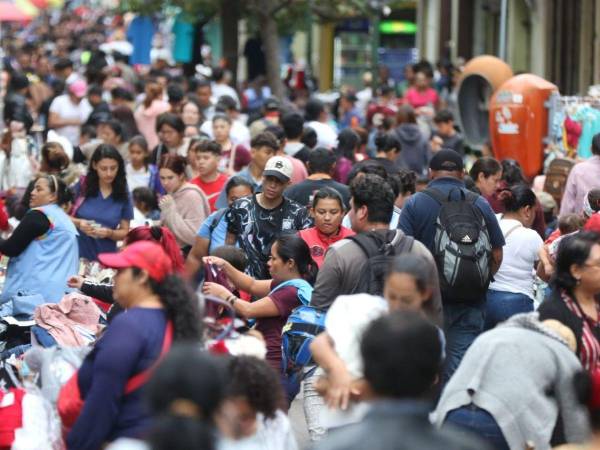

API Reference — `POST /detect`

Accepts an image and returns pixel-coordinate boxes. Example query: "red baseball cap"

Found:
[98,241,173,282]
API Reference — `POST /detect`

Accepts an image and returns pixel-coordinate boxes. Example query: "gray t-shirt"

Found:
[311,229,443,326]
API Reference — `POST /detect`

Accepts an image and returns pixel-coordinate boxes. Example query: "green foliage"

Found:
[117,0,167,15]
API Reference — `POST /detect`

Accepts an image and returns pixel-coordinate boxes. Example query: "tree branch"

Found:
[269,0,297,16]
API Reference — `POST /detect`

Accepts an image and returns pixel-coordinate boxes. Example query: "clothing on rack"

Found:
[550,96,600,159]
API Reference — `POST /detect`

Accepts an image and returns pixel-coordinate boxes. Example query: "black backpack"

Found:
[349,230,414,296]
[423,187,492,303]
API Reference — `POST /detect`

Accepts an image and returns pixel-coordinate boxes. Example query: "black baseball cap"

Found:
[264,97,280,111]
[429,149,464,172]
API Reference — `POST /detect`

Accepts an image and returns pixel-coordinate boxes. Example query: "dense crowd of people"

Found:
[3,7,600,450]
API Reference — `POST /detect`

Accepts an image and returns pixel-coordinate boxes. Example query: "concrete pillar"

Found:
[417,0,440,62]
[318,23,334,91]
[579,0,594,93]
[528,0,549,79]
[506,0,530,72]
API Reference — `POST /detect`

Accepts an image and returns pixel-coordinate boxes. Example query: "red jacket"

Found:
[298,226,355,268]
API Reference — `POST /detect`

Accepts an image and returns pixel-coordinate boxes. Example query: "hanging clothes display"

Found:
[171,13,195,64]
[126,16,155,66]
[547,96,600,160]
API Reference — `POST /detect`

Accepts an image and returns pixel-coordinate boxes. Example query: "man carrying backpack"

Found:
[398,149,504,382]
[311,174,442,326]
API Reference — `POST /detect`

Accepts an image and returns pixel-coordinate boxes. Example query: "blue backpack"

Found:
[281,305,326,375]
[276,280,325,380]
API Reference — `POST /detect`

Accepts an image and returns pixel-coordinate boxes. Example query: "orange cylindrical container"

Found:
[489,74,558,179]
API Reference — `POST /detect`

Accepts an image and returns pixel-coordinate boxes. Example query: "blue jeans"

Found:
[485,289,534,330]
[443,302,485,383]
[444,404,510,450]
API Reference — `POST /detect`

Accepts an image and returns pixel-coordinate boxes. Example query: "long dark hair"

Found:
[335,128,359,162]
[131,269,202,340]
[469,157,501,181]
[498,184,537,212]
[274,234,318,285]
[85,144,128,201]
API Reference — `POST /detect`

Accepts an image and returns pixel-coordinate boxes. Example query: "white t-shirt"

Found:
[211,82,241,108]
[200,119,251,148]
[489,214,543,299]
[126,163,151,192]
[218,410,298,450]
[326,294,388,378]
[48,95,92,146]
[306,120,338,149]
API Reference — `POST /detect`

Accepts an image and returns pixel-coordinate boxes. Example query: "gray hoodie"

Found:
[394,123,430,175]
[434,312,589,450]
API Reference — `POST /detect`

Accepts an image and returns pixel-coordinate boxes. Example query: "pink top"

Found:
[285,155,308,185]
[134,99,170,149]
[560,156,600,215]
[404,87,439,109]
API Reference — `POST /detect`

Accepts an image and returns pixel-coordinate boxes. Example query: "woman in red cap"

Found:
[62,240,201,450]
[67,225,184,322]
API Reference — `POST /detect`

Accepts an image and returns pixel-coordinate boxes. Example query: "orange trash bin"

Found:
[457,55,513,148]
[489,74,558,179]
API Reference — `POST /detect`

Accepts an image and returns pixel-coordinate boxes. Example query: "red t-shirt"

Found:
[256,281,300,372]
[191,173,229,212]
[298,226,355,268]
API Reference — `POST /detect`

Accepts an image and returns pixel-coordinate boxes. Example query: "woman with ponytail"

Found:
[68,225,185,321]
[202,233,318,371]
[0,174,78,304]
[485,184,543,330]
[64,241,201,450]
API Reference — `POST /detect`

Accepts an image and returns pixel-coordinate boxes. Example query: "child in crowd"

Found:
[431,109,464,156]
[190,139,228,212]
[125,135,161,193]
[131,186,160,227]
[219,356,297,450]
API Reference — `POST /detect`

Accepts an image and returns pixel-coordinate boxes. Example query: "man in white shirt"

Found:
[305,98,338,149]
[48,79,93,146]
[211,67,240,108]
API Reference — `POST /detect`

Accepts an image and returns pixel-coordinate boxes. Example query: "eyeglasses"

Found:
[583,259,600,269]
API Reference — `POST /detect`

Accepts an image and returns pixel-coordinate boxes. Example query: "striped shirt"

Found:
[562,291,600,371]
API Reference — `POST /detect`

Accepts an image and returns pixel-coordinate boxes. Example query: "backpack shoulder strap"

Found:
[463,189,480,204]
[395,233,414,253]
[503,222,523,240]
[422,187,446,205]
[347,233,384,259]
[209,208,228,234]
[125,320,173,394]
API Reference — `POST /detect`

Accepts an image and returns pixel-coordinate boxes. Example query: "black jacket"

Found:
[537,289,587,357]
[314,400,489,450]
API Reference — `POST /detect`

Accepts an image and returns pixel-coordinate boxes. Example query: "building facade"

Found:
[417,0,600,95]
